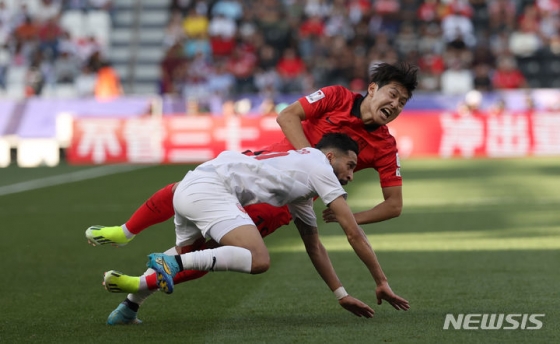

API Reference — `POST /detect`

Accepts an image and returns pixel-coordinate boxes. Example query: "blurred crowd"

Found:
[161,0,560,104]
[1,0,559,103]
[0,0,118,98]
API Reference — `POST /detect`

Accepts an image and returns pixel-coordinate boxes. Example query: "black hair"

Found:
[369,62,419,98]
[315,133,359,156]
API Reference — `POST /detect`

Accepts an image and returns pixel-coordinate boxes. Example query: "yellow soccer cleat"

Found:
[85,225,134,247]
[103,270,140,294]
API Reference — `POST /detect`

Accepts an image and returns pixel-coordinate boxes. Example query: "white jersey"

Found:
[191,148,347,227]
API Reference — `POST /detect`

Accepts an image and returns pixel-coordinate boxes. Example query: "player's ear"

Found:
[367,82,377,97]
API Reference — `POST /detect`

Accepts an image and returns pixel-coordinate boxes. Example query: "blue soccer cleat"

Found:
[146,253,180,294]
[107,303,142,325]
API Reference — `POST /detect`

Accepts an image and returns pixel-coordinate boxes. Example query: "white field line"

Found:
[0,165,149,197]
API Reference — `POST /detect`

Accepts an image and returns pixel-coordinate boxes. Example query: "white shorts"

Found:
[173,170,254,247]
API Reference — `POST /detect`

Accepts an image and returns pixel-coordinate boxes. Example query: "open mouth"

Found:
[380,108,391,120]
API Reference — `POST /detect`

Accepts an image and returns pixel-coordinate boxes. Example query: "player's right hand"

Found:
[338,295,375,318]
[322,208,338,223]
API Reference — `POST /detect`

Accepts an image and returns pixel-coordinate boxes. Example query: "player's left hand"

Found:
[376,283,410,311]
[322,208,338,223]
[339,295,375,318]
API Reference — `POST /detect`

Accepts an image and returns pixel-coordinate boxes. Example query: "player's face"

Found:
[331,151,358,186]
[361,82,409,126]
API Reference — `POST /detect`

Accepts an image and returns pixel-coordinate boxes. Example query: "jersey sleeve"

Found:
[376,136,402,188]
[298,86,345,121]
[306,151,347,206]
[287,199,317,228]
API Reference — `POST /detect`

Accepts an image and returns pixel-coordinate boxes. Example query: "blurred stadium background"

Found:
[0,0,560,167]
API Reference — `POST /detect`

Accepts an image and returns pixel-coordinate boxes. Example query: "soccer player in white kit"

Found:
[138,133,408,315]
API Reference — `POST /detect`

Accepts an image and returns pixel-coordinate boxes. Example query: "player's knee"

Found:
[250,251,270,274]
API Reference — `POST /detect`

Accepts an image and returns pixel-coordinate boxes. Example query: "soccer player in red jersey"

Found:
[88,62,418,325]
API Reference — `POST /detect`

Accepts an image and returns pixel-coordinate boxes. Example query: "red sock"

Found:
[146,270,209,290]
[125,183,176,234]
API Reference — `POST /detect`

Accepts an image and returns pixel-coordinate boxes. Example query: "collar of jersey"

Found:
[351,93,380,132]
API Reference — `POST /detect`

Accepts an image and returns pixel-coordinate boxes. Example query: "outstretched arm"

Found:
[323,185,402,225]
[276,102,311,149]
[327,196,410,311]
[294,218,375,318]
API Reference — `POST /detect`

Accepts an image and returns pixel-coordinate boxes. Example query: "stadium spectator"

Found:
[208,11,236,57]
[276,47,306,93]
[226,45,257,94]
[206,59,235,98]
[0,1,11,26]
[211,0,243,21]
[37,17,63,61]
[160,42,186,95]
[24,58,46,96]
[75,35,102,64]
[256,2,291,53]
[94,60,122,99]
[208,12,236,39]
[183,50,213,100]
[182,6,208,39]
[54,50,80,83]
[84,62,418,324]
[33,0,61,24]
[417,51,445,91]
[440,58,473,95]
[394,22,419,56]
[417,22,445,55]
[472,63,493,92]
[298,13,325,60]
[417,0,446,23]
[491,54,527,89]
[487,0,517,34]
[440,1,476,48]
[304,0,332,19]
[509,7,543,58]
[75,64,97,97]
[14,15,39,45]
[162,11,186,48]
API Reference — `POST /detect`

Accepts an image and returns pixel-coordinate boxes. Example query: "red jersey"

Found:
[263,85,402,188]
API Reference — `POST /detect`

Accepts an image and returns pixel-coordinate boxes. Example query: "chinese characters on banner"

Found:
[67,116,284,164]
[388,111,560,158]
[66,111,560,164]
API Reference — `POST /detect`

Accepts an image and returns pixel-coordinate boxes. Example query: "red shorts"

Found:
[244,203,292,238]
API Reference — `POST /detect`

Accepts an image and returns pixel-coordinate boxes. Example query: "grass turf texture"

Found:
[0,158,558,343]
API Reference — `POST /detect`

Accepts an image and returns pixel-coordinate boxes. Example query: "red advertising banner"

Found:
[67,116,284,164]
[389,110,560,158]
[67,111,560,164]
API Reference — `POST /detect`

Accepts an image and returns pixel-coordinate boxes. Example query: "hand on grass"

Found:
[339,295,375,318]
[376,283,410,311]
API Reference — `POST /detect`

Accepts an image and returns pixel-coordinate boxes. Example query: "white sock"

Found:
[121,224,135,239]
[127,289,155,306]
[181,246,252,273]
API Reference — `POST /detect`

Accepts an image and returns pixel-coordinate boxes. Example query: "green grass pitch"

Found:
[0,157,559,343]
